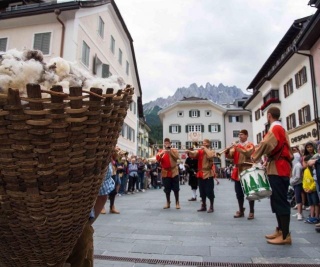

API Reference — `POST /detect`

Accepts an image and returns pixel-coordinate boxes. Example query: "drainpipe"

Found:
[54,9,65,58]
[294,49,320,140]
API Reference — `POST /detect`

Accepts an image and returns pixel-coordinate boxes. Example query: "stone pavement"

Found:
[93,179,320,266]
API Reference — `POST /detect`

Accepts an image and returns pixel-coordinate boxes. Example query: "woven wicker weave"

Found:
[0,84,133,267]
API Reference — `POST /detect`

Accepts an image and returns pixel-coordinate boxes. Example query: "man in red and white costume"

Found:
[156,138,181,209]
[186,139,216,213]
[252,107,293,245]
[225,129,255,219]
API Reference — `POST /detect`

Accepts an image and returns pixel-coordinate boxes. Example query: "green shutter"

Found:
[197,110,200,117]
[239,116,243,122]
[208,125,211,132]
[189,110,192,117]
[229,116,232,122]
[185,125,188,133]
[93,54,97,75]
[102,64,109,78]
[218,125,221,132]
[178,125,181,133]
[201,125,204,132]
[218,141,221,149]
[169,126,172,133]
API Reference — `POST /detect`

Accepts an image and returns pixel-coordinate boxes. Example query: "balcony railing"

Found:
[260,98,281,111]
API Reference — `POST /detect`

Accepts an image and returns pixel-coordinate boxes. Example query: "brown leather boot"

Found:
[207,205,214,213]
[267,233,292,245]
[163,201,171,209]
[265,227,282,239]
[100,207,106,214]
[197,204,206,212]
[110,205,120,214]
[176,201,180,209]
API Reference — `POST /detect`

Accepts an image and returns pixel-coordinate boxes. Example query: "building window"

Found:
[233,130,240,137]
[81,41,90,67]
[110,35,115,54]
[211,140,221,149]
[284,79,293,98]
[98,16,104,38]
[186,124,203,132]
[298,105,311,125]
[228,115,243,122]
[171,141,181,149]
[295,66,307,88]
[286,113,296,130]
[33,32,51,55]
[205,110,211,117]
[257,133,262,144]
[0,37,8,52]
[255,109,261,121]
[118,48,122,65]
[169,125,181,133]
[177,111,184,117]
[185,141,193,149]
[189,110,200,118]
[209,124,220,133]
[126,60,129,75]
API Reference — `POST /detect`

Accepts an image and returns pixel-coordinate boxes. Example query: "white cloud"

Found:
[115,0,315,103]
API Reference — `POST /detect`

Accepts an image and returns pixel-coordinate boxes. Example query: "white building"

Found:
[0,0,143,155]
[244,15,320,147]
[222,97,253,146]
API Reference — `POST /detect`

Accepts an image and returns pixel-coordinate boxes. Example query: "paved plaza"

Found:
[93,179,320,266]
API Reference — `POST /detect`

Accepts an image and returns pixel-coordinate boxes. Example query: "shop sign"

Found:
[291,128,317,144]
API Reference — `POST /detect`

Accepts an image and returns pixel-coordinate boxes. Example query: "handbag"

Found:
[302,167,316,192]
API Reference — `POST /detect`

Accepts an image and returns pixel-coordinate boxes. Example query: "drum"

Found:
[240,166,272,200]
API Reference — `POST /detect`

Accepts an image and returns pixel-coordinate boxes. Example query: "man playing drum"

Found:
[251,107,293,245]
[225,129,255,219]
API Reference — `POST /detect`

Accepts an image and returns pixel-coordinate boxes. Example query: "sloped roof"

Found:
[0,0,144,117]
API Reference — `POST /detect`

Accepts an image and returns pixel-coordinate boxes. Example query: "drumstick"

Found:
[243,162,254,165]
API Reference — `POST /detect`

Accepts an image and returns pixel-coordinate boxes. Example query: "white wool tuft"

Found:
[0,49,127,97]
[48,57,70,78]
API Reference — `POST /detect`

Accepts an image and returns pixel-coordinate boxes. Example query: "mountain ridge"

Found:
[143,82,249,113]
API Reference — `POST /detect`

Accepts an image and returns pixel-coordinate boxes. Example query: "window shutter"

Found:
[189,110,192,117]
[34,32,51,55]
[295,73,299,88]
[178,125,181,133]
[293,113,296,128]
[178,142,181,149]
[303,66,307,83]
[197,110,200,117]
[93,54,97,75]
[218,141,221,149]
[306,105,311,121]
[185,125,188,133]
[298,109,302,125]
[286,117,289,130]
[201,125,204,132]
[208,125,211,132]
[0,38,7,52]
[239,116,243,122]
[229,116,232,122]
[217,125,221,132]
[169,126,172,133]
[102,64,109,78]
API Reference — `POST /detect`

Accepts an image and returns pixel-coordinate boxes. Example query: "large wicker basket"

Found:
[0,84,133,267]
